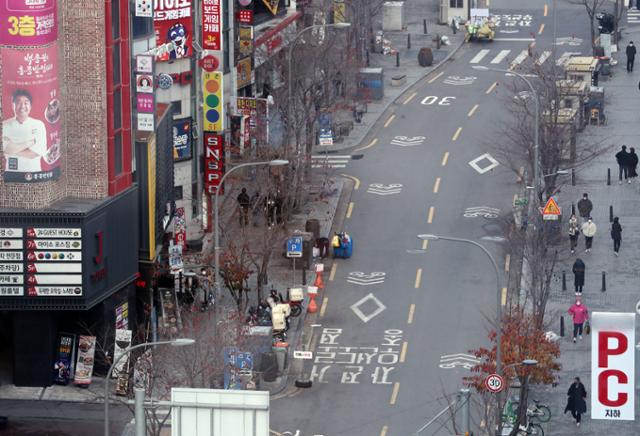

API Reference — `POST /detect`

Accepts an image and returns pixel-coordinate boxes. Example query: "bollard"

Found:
[572,168,576,186]
[452,19,457,34]
[609,205,613,223]
[601,271,607,292]
[302,267,307,286]
[408,33,411,49]
[607,168,611,185]
[571,203,576,215]
[562,270,567,291]
[436,33,441,49]
[560,315,565,337]
[366,50,370,67]
[396,51,400,67]
[423,19,427,34]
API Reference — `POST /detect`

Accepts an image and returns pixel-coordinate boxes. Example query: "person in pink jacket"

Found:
[568,299,589,343]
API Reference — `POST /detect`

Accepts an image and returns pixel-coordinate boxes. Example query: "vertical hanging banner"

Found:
[202,0,222,50]
[1,45,62,183]
[591,312,635,421]
[153,0,193,61]
[204,133,225,195]
[202,71,224,131]
[0,0,57,45]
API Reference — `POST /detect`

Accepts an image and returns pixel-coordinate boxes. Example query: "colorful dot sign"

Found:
[202,71,224,131]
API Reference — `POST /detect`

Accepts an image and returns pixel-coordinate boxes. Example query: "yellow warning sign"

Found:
[542,197,561,215]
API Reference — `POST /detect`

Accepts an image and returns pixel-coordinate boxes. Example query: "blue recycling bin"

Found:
[333,235,353,259]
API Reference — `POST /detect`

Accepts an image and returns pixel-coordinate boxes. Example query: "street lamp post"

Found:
[473,66,541,200]
[213,160,289,297]
[286,22,351,158]
[104,338,195,436]
[417,234,504,435]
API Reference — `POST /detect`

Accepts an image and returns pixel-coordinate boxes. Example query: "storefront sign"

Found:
[136,74,154,93]
[115,302,129,329]
[0,0,57,46]
[137,113,155,131]
[1,45,62,183]
[74,335,96,386]
[112,329,132,378]
[204,133,225,195]
[237,9,254,24]
[202,0,222,50]
[174,207,187,247]
[236,97,268,146]
[135,0,152,17]
[333,0,346,24]
[136,54,154,73]
[172,119,192,161]
[136,94,154,113]
[230,115,250,157]
[53,333,75,385]
[167,71,193,87]
[200,54,220,72]
[238,26,254,58]
[237,57,252,89]
[591,312,635,420]
[261,0,279,15]
[202,71,224,131]
[153,0,193,61]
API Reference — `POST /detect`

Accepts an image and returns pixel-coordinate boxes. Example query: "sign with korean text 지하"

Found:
[202,0,222,50]
[204,133,225,195]
[153,0,193,61]
[0,0,58,46]
[591,312,635,421]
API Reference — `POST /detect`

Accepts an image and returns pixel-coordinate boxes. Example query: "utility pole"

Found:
[457,389,471,435]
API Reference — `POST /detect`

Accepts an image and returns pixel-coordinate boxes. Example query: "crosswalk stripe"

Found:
[536,50,551,65]
[490,49,511,64]
[312,155,351,159]
[556,51,580,66]
[470,49,491,63]
[510,50,529,68]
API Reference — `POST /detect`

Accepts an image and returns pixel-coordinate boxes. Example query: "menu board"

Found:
[0,227,83,297]
[73,335,96,386]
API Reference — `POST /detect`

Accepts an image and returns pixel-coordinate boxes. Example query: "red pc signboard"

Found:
[204,133,225,195]
[591,312,635,420]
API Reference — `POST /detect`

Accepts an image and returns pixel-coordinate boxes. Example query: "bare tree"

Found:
[581,0,607,54]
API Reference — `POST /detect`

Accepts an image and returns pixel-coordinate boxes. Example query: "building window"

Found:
[450,0,463,7]
[132,15,153,38]
[114,133,123,174]
[111,0,120,39]
[112,45,121,85]
[175,185,183,200]
[113,88,122,129]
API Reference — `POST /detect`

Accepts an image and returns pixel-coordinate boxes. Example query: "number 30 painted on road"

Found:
[421,96,456,106]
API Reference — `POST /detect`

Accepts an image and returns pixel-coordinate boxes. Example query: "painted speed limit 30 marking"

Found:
[420,96,457,106]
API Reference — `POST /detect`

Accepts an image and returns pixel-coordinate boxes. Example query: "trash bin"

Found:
[273,344,288,375]
[260,352,278,382]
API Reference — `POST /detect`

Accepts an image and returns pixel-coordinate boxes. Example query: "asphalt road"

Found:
[270,1,595,435]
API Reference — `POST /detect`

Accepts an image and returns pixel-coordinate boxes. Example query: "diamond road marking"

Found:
[468,153,500,174]
[350,293,387,323]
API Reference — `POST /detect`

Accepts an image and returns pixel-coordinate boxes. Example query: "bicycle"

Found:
[511,399,551,423]
[516,420,544,436]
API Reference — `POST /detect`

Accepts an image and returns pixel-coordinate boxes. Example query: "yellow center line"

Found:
[407,304,416,324]
[441,151,450,166]
[422,239,429,250]
[538,23,545,35]
[341,173,361,190]
[433,177,441,193]
[501,287,508,306]
[329,262,337,281]
[452,127,462,142]
[380,425,389,436]
[389,382,400,405]
[427,206,435,224]
[543,4,548,16]
[384,114,396,128]
[414,268,422,289]
[428,71,444,84]
[486,81,498,94]
[505,254,511,272]
[346,202,354,218]
[467,104,479,118]
[403,92,417,105]
[353,138,378,153]
[320,296,329,317]
[400,341,408,363]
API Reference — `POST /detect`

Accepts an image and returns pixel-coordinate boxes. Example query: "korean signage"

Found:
[202,0,222,50]
[238,26,253,58]
[0,0,57,45]
[174,207,187,247]
[153,0,193,61]
[172,118,192,161]
[137,94,154,113]
[591,312,635,420]
[204,133,225,195]
[74,335,96,386]
[53,333,75,385]
[202,71,224,131]
[236,97,268,146]
[237,57,252,89]
[230,115,250,157]
[136,74,154,93]
[1,45,61,183]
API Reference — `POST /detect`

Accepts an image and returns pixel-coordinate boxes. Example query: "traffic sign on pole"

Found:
[484,373,504,393]
[287,237,303,258]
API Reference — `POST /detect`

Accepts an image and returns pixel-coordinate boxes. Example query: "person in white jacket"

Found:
[581,218,597,253]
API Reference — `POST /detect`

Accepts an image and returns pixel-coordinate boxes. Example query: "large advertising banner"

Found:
[0,0,57,45]
[1,45,61,183]
[202,0,222,50]
[153,0,193,61]
[204,133,224,195]
[591,312,635,421]
[172,118,192,161]
[53,332,75,385]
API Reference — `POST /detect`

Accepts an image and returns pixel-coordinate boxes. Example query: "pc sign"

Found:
[591,312,635,420]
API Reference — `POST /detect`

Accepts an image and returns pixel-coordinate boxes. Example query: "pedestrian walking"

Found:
[237,188,251,226]
[564,377,587,426]
[615,145,630,184]
[568,214,580,254]
[611,216,622,255]
[577,193,593,219]
[581,218,597,252]
[629,147,639,180]
[568,299,589,342]
[626,41,637,72]
[572,258,586,294]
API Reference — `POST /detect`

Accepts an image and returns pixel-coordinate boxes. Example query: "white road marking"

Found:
[536,50,551,65]
[463,206,501,218]
[493,37,535,42]
[367,184,403,196]
[509,50,529,68]
[311,155,351,169]
[556,51,581,66]
[347,271,386,286]
[350,293,387,323]
[468,153,500,174]
[470,49,491,64]
[390,136,425,147]
[490,49,511,64]
[443,75,477,86]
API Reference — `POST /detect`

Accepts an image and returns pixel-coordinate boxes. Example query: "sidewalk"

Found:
[531,27,640,435]
[314,0,465,153]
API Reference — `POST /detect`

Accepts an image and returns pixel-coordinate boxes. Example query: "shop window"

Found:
[175,185,183,200]
[450,0,463,8]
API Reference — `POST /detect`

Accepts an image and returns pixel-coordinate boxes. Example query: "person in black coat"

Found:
[626,41,636,72]
[564,377,587,426]
[611,217,623,255]
[628,147,639,179]
[572,258,585,295]
[615,145,630,184]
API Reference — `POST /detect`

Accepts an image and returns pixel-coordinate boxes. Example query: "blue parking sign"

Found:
[287,237,303,258]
